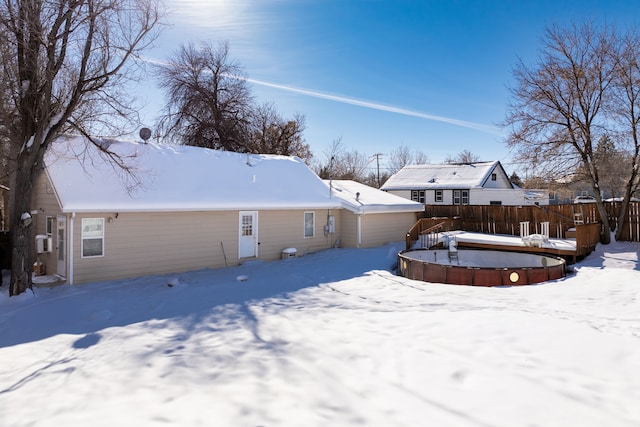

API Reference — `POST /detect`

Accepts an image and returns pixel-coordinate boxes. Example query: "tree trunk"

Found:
[8,158,36,296]
[9,226,32,296]
[596,202,611,244]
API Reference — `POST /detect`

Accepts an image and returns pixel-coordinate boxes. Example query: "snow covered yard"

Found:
[0,240,639,427]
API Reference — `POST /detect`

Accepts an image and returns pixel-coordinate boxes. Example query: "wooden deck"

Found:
[407,219,601,264]
[439,231,578,261]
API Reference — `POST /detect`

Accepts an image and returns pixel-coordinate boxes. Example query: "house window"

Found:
[304,212,315,238]
[490,201,502,205]
[435,190,443,203]
[411,190,426,204]
[491,173,497,181]
[453,189,469,205]
[44,216,54,252]
[82,218,104,257]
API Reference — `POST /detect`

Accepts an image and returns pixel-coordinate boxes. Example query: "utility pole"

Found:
[371,153,383,188]
[329,156,335,198]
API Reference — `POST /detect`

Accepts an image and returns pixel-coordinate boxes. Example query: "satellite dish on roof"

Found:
[139,127,152,143]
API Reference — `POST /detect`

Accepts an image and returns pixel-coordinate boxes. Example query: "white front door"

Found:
[238,211,258,259]
[56,216,67,277]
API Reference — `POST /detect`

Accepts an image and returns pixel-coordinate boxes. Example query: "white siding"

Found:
[471,188,548,205]
[386,190,412,200]
[387,186,549,206]
[483,165,513,189]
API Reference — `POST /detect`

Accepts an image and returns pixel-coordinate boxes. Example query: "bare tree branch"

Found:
[503,21,621,243]
[0,0,162,296]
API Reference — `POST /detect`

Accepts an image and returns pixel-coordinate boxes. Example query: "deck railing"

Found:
[406,217,461,250]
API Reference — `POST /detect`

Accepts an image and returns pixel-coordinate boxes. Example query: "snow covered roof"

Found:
[381,161,506,191]
[325,180,425,214]
[44,136,343,213]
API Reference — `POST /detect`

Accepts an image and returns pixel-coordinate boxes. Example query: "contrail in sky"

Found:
[243,76,503,135]
[144,57,502,135]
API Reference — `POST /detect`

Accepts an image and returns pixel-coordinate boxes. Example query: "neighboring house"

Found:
[381,161,550,206]
[31,135,422,284]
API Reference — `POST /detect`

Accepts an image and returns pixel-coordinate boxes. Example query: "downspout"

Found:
[357,214,362,248]
[69,212,75,285]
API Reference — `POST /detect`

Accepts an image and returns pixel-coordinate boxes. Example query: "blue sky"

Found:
[138,0,640,175]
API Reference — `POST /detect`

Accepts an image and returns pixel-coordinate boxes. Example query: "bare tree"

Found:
[444,149,481,164]
[503,22,617,243]
[414,150,429,165]
[0,0,161,296]
[608,30,640,239]
[387,144,430,174]
[587,135,629,199]
[155,41,254,152]
[314,137,370,183]
[249,103,312,162]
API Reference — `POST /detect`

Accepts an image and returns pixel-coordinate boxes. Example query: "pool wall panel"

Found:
[398,249,566,287]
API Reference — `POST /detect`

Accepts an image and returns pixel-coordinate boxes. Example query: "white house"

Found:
[30,135,423,284]
[381,161,549,206]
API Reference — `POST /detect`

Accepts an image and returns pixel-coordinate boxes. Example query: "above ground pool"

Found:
[397,248,566,286]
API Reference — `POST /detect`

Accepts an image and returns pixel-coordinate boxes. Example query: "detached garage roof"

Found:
[326,180,424,214]
[381,161,511,191]
[45,135,342,213]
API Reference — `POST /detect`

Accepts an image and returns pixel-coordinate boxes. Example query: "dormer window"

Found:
[491,173,497,181]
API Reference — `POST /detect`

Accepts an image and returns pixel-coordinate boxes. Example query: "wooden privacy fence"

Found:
[421,202,640,242]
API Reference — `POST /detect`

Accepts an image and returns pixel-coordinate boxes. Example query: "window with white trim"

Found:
[304,212,315,238]
[435,190,443,203]
[44,216,54,252]
[46,216,54,235]
[82,218,104,257]
[453,189,469,205]
[411,190,426,204]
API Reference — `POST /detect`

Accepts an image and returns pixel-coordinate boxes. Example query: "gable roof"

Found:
[325,180,424,214]
[380,161,512,191]
[44,136,342,213]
